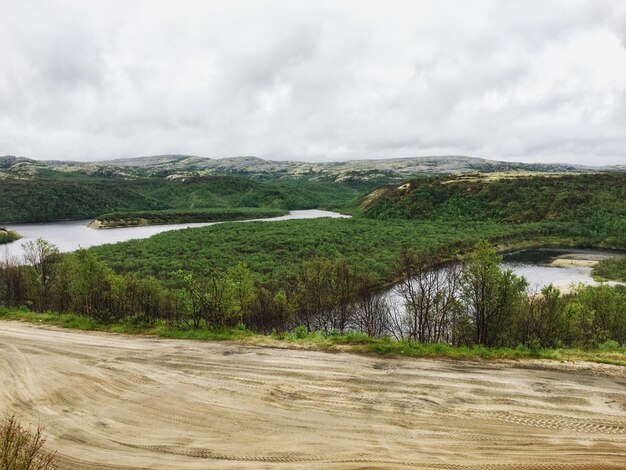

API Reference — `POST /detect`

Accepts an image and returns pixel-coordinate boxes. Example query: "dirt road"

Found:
[1,322,625,469]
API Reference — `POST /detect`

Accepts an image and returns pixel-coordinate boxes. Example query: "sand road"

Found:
[1,322,625,469]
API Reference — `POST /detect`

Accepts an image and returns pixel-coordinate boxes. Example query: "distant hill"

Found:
[0,154,621,183]
[360,173,626,248]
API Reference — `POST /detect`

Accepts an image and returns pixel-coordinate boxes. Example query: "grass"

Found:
[2,307,625,366]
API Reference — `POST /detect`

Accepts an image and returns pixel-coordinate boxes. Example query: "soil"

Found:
[1,321,625,469]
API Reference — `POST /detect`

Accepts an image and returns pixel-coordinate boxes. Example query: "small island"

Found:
[89,207,289,229]
[0,227,21,244]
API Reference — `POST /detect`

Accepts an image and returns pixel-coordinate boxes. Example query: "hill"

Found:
[1,154,620,183]
[361,173,626,248]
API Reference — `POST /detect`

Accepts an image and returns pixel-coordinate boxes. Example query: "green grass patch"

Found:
[2,308,624,366]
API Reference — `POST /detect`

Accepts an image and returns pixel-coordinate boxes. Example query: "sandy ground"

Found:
[551,258,598,268]
[1,322,625,470]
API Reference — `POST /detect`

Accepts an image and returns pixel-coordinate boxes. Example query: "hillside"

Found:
[1,154,620,183]
[361,173,626,248]
[0,173,360,223]
[90,173,626,286]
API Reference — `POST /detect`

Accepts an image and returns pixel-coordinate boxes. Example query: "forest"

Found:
[1,238,624,354]
[1,172,625,358]
[86,173,625,286]
[0,171,366,223]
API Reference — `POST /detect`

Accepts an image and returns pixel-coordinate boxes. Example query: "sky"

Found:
[1,0,625,165]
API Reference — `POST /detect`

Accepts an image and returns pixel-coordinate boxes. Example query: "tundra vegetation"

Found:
[0,229,20,245]
[593,256,626,282]
[91,207,288,228]
[0,172,625,362]
[0,173,367,223]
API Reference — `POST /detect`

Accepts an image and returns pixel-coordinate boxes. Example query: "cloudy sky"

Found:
[1,0,625,165]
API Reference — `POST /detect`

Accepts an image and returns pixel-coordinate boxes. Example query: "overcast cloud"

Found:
[1,0,625,165]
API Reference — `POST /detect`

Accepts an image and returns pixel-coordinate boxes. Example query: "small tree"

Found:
[460,241,527,347]
[22,239,60,310]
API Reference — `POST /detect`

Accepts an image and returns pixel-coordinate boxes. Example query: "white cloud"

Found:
[0,0,625,165]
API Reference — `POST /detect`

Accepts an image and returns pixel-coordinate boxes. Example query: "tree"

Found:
[460,241,527,347]
[228,262,255,325]
[22,239,60,310]
[393,249,461,344]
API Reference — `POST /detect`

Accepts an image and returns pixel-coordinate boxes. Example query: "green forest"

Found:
[1,171,625,360]
[0,171,366,223]
[86,173,625,286]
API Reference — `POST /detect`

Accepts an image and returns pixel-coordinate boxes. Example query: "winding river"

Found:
[1,209,349,260]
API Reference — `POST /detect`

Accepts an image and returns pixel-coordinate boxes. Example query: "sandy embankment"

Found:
[1,322,625,469]
[551,258,598,268]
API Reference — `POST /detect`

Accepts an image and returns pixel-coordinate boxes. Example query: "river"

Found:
[385,248,624,315]
[501,248,624,291]
[1,209,349,260]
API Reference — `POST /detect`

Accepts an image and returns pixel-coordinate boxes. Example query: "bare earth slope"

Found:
[1,322,625,469]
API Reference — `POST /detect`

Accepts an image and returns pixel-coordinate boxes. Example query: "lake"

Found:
[1,209,349,260]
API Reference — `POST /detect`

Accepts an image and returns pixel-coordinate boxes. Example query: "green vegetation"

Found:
[90,217,538,283]
[363,173,626,248]
[1,172,625,364]
[1,308,624,366]
[0,415,57,470]
[0,172,366,223]
[0,229,20,245]
[84,173,625,288]
[593,256,626,282]
[2,239,625,358]
[92,207,288,228]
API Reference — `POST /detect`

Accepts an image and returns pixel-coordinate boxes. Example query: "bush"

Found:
[0,415,57,470]
[293,325,309,339]
[598,340,621,352]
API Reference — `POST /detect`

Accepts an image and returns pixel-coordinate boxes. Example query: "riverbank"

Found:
[2,308,625,366]
[89,207,289,228]
[0,228,20,244]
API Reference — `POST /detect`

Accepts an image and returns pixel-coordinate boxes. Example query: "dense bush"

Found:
[0,229,21,245]
[593,256,626,282]
[0,173,364,223]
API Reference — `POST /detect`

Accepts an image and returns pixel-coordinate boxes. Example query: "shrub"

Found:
[0,415,57,470]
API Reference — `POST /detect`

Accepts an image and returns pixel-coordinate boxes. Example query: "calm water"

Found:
[501,248,624,290]
[1,209,349,260]
[386,248,624,313]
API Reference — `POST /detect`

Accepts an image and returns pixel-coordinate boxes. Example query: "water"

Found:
[501,248,624,291]
[1,209,349,260]
[386,248,625,317]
